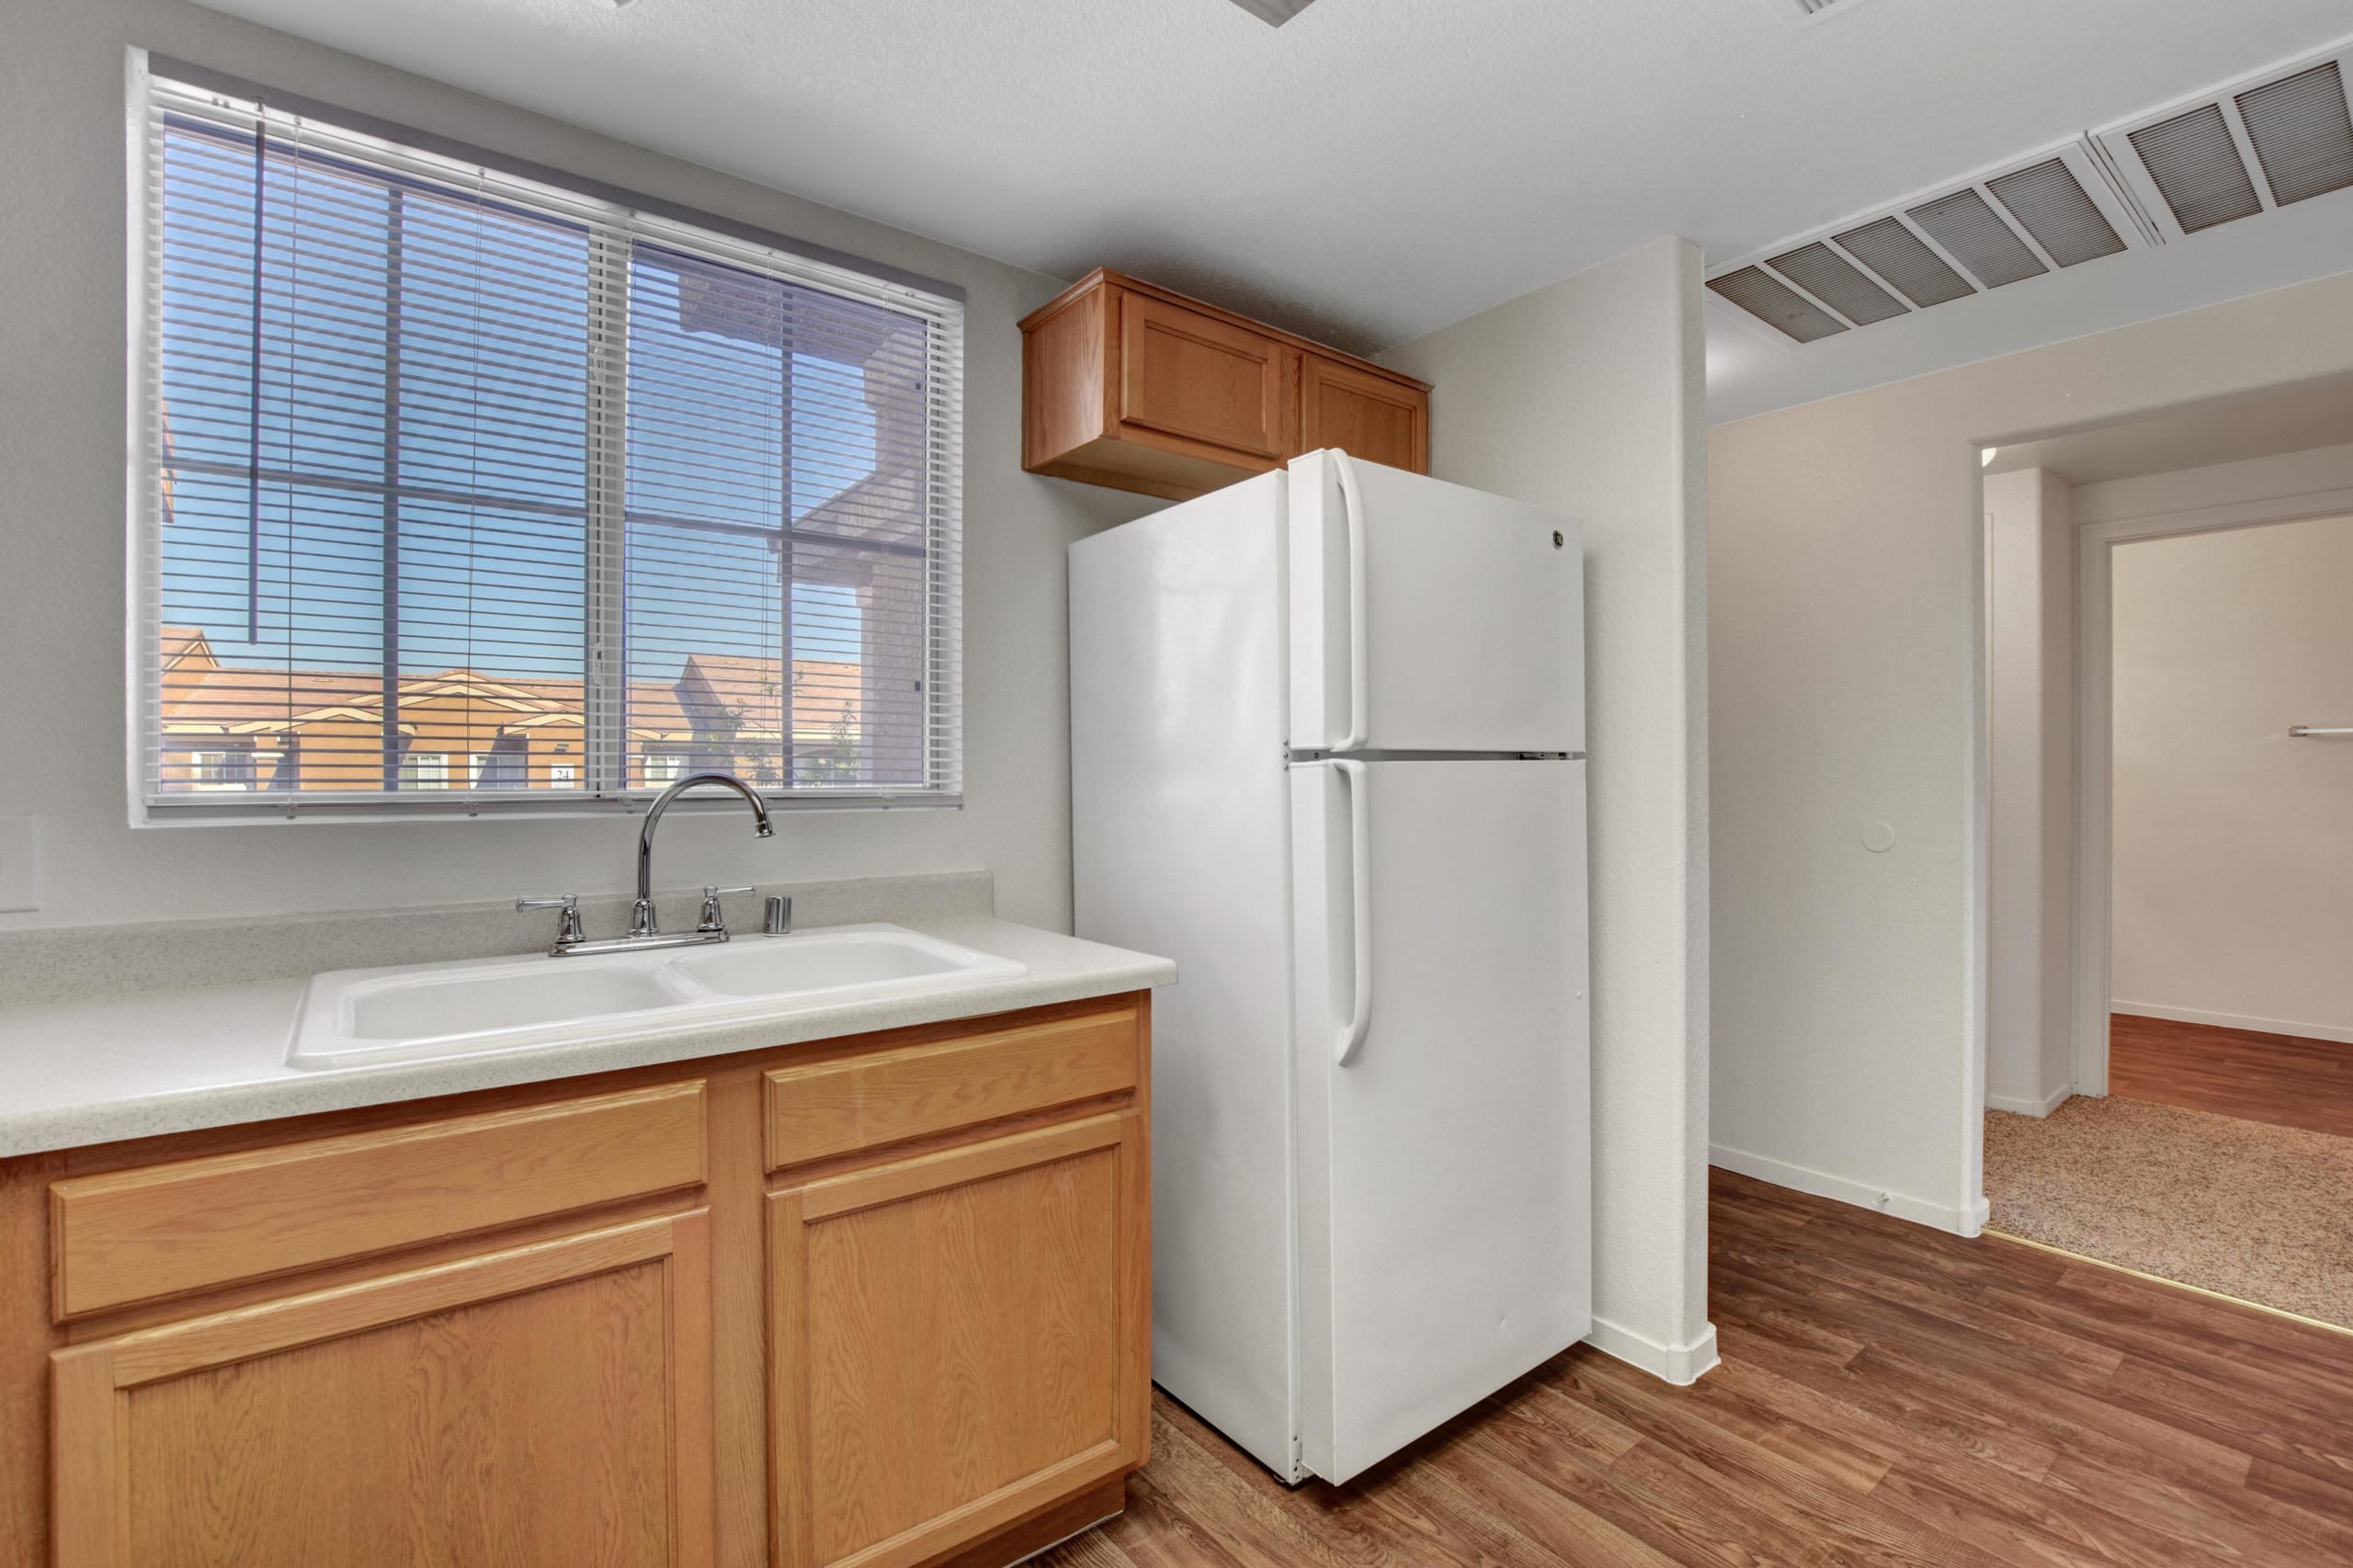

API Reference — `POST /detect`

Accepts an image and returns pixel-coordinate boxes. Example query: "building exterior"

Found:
[156,627,864,795]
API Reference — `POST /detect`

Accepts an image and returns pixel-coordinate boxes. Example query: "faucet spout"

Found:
[632,771,773,938]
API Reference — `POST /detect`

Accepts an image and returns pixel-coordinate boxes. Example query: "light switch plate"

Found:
[0,816,40,913]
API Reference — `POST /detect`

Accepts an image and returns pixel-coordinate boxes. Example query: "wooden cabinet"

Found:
[1021,268,1429,501]
[3,994,1153,1568]
[1300,351,1428,474]
[51,1210,713,1568]
[767,1114,1148,1568]
[48,1081,707,1319]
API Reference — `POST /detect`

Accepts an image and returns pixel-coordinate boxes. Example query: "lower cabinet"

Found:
[767,1113,1150,1568]
[50,1210,712,1568]
[13,994,1150,1568]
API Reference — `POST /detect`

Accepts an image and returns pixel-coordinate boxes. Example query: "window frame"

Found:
[126,51,967,827]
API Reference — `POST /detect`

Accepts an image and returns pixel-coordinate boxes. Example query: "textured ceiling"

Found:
[188,0,2353,414]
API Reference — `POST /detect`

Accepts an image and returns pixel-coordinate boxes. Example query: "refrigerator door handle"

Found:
[1334,451,1370,751]
[1334,757,1374,1066]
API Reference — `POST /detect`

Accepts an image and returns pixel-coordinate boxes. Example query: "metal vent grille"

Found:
[1986,159,2128,267]
[2131,103,2264,233]
[1757,0,1872,27]
[1767,243,1907,324]
[1905,188,2048,289]
[1226,0,1320,24]
[2236,61,2353,208]
[1832,217,1975,308]
[1707,267,1848,343]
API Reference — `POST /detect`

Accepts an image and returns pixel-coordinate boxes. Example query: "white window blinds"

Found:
[133,61,964,820]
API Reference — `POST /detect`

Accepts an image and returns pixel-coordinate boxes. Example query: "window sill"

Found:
[133,791,963,828]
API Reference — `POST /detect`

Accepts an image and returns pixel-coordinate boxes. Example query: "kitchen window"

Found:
[131,57,964,823]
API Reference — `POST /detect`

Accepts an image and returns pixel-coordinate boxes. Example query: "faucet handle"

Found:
[699,885,756,934]
[517,895,585,951]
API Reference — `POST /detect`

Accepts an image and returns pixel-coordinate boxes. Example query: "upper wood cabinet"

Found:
[1301,352,1428,474]
[1021,268,1430,502]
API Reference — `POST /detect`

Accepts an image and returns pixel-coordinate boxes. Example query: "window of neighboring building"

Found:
[133,58,965,823]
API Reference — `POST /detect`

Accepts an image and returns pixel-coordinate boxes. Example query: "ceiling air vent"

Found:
[2130,105,2264,233]
[1906,188,2050,289]
[1757,0,1871,28]
[1709,35,2353,349]
[1833,217,1974,308]
[1705,267,1847,343]
[1985,159,2128,267]
[2236,62,2353,207]
[2102,40,2353,240]
[1767,243,1908,324]
[1225,0,1320,24]
[1705,137,2154,346]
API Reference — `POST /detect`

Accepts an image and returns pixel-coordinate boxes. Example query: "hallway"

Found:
[2109,1013,2353,1139]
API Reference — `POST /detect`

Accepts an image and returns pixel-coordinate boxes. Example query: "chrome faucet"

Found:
[631,771,773,938]
[518,771,774,957]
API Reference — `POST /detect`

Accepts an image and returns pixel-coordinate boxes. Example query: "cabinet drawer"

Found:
[51,1081,707,1319]
[765,1006,1139,1170]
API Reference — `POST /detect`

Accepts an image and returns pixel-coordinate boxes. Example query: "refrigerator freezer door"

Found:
[1290,756,1592,1484]
[1289,450,1585,755]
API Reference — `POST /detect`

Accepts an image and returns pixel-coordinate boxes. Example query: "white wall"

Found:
[1983,469,2074,1116]
[2109,514,2353,1043]
[0,0,1153,935]
[1709,267,2353,1235]
[1382,237,1715,1384]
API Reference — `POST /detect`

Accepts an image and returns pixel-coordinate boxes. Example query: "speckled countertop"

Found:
[0,913,1173,1158]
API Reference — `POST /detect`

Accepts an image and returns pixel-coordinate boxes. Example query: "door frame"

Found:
[2068,482,2353,1095]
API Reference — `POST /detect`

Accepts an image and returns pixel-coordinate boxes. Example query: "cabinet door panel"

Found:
[769,1115,1147,1568]
[52,1211,712,1568]
[1118,292,1290,459]
[1301,354,1428,472]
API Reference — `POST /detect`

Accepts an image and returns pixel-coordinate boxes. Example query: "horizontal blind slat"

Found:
[140,67,961,812]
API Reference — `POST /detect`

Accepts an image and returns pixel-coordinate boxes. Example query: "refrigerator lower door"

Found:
[1290,756,1591,1484]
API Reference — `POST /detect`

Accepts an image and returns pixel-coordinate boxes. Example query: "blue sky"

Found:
[156,118,886,691]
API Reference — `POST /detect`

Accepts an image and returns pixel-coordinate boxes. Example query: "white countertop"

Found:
[0,916,1174,1157]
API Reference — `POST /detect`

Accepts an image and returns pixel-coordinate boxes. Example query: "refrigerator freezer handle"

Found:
[1334,758,1373,1066]
[1334,451,1370,752]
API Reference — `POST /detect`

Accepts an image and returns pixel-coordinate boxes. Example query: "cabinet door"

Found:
[1117,291,1291,460]
[768,1113,1148,1568]
[1301,354,1428,472]
[51,1211,712,1568]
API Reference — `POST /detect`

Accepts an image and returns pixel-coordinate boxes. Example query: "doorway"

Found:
[1977,376,2353,1330]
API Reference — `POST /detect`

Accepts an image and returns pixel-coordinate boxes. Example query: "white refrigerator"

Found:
[1070,449,1590,1486]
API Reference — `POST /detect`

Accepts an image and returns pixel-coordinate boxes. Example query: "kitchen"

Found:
[5,2,2352,1565]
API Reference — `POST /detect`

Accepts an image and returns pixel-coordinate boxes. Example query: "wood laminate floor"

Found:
[1042,1168,2353,1568]
[2109,1012,2353,1140]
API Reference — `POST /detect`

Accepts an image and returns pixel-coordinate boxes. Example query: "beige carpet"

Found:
[1984,1095,2353,1330]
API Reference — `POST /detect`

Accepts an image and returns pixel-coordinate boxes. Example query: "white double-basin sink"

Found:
[290,924,1027,1071]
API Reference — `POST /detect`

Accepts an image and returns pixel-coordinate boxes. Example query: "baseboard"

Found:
[1584,1316,1720,1386]
[1984,1084,2072,1118]
[1711,1142,1986,1237]
[2111,1001,2353,1047]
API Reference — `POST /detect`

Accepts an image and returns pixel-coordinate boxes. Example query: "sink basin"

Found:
[290,924,1028,1070]
[345,964,688,1042]
[672,927,985,996]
